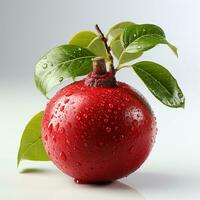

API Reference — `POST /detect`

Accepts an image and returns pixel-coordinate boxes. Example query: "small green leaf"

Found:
[88,37,108,59]
[122,24,178,57]
[69,31,97,47]
[69,31,108,59]
[34,44,95,96]
[133,61,185,108]
[107,21,135,38]
[110,38,123,59]
[17,111,49,166]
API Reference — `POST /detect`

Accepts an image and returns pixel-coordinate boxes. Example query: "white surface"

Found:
[1,0,200,199]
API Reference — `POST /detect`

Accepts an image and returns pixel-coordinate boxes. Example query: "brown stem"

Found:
[95,24,115,74]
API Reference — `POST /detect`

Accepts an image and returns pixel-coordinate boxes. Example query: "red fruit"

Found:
[42,58,157,183]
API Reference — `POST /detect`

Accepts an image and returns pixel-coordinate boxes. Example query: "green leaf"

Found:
[110,34,142,65]
[133,61,185,108]
[34,44,95,96]
[107,21,135,38]
[17,111,49,166]
[88,37,108,59]
[110,39,123,59]
[69,31,108,59]
[69,31,97,47]
[122,24,178,57]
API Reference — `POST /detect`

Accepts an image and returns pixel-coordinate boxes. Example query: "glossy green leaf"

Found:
[17,111,49,166]
[122,24,178,56]
[69,31,97,47]
[133,61,185,108]
[34,44,95,96]
[107,21,135,38]
[88,37,108,59]
[69,31,108,60]
[110,34,142,64]
[110,38,123,59]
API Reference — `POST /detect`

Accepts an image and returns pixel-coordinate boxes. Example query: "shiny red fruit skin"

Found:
[42,80,157,183]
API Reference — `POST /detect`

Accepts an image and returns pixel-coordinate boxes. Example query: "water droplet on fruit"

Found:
[114,126,119,130]
[65,91,73,96]
[60,105,65,111]
[78,48,81,51]
[125,97,130,102]
[68,122,72,128]
[137,45,141,49]
[59,77,64,82]
[52,135,56,143]
[76,115,81,121]
[108,103,114,108]
[120,134,125,140]
[66,139,70,145]
[55,123,60,131]
[74,179,87,184]
[83,114,88,119]
[151,136,156,144]
[64,99,69,104]
[60,152,67,161]
[42,63,48,69]
[106,127,112,133]
[84,142,88,147]
[98,141,104,146]
[133,33,137,37]
[128,146,134,153]
[44,134,48,141]
[48,123,53,133]
[59,127,65,134]
[112,135,116,140]
[104,118,108,123]
[80,87,85,91]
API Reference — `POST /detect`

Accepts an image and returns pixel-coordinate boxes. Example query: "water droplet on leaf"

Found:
[42,63,48,69]
[59,77,64,82]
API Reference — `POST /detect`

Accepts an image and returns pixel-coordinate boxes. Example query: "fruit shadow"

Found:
[20,167,145,199]
[69,180,145,200]
[123,171,186,190]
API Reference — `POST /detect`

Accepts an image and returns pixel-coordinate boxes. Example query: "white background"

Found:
[0,0,200,199]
